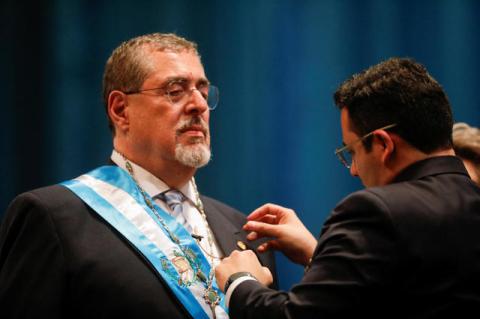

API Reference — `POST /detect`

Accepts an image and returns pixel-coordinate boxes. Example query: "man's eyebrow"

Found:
[197,78,210,86]
[162,76,188,85]
[162,76,210,86]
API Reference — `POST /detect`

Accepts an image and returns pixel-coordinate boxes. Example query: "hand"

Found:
[244,203,317,266]
[215,250,273,292]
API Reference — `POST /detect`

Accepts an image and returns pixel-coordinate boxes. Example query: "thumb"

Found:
[260,266,273,286]
[257,240,281,253]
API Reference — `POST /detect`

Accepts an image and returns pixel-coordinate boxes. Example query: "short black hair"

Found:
[334,57,453,153]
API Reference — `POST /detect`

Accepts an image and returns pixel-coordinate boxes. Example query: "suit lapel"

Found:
[201,196,248,256]
[201,196,279,288]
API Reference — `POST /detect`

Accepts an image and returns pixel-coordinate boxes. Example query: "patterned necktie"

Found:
[155,189,191,232]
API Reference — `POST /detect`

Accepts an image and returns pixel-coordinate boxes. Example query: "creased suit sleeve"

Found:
[229,190,401,319]
[0,192,67,318]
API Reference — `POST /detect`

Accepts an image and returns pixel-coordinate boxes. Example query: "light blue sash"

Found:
[61,166,227,318]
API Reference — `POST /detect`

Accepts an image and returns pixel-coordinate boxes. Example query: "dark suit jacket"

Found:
[0,182,277,318]
[230,156,480,319]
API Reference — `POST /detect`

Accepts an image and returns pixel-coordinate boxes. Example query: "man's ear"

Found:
[374,130,395,163]
[108,90,129,133]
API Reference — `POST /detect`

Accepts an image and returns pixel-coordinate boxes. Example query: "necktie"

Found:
[155,189,191,232]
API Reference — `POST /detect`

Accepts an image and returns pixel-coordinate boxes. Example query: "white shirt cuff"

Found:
[225,276,258,307]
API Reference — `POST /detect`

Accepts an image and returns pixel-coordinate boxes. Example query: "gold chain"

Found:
[124,161,181,244]
[190,177,222,262]
[190,177,221,317]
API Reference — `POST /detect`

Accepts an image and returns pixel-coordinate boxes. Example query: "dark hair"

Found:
[334,57,453,153]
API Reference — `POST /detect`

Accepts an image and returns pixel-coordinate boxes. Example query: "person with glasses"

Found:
[215,57,480,318]
[0,33,276,319]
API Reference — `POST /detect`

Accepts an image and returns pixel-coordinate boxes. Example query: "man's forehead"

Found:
[146,49,199,64]
[143,51,206,83]
[141,42,198,55]
[340,108,359,140]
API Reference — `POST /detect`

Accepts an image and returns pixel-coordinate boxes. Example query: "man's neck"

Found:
[112,148,195,189]
[386,144,455,185]
[136,160,195,189]
[154,164,196,189]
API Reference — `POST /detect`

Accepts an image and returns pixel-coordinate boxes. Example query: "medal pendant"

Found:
[204,288,219,319]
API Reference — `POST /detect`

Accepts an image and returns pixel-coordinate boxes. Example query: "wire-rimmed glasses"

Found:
[124,79,219,110]
[335,123,397,168]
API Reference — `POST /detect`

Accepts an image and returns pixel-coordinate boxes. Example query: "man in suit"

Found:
[0,33,276,318]
[215,57,480,318]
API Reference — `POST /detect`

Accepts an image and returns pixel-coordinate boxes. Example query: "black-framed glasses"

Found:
[335,123,397,169]
[124,79,219,110]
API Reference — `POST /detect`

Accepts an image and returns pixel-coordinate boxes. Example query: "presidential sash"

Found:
[61,166,227,319]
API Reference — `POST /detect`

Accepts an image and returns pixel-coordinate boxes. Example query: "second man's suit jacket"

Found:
[229,156,480,319]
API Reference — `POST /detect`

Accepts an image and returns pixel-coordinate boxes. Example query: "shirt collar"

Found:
[110,150,196,203]
[392,155,469,183]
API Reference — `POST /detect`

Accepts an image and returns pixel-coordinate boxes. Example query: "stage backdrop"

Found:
[2,0,479,290]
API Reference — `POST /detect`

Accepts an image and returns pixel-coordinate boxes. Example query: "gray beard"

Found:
[175,142,211,168]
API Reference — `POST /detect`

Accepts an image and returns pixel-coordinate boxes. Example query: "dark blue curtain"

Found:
[2,0,479,289]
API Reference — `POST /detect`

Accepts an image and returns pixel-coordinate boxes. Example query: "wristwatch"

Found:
[224,271,257,292]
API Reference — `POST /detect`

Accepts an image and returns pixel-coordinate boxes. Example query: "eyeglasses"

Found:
[335,123,397,169]
[124,79,219,110]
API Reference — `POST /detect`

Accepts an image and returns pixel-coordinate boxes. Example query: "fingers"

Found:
[248,203,291,221]
[243,220,282,238]
[246,231,258,241]
[256,214,278,224]
[247,204,274,221]
[260,266,274,286]
[257,242,268,252]
[257,240,280,253]
[216,250,272,289]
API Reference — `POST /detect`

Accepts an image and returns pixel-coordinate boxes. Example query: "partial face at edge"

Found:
[340,108,384,187]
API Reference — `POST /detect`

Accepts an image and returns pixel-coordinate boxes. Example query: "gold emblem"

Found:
[172,256,195,284]
[236,240,247,250]
[172,256,190,273]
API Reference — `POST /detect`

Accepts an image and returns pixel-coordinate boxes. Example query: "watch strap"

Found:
[224,271,256,292]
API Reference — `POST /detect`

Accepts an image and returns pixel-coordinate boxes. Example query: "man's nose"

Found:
[185,88,208,114]
[350,159,358,177]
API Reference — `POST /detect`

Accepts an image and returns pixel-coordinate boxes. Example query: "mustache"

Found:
[176,116,209,136]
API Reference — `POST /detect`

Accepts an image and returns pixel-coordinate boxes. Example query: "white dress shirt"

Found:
[110,150,224,266]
